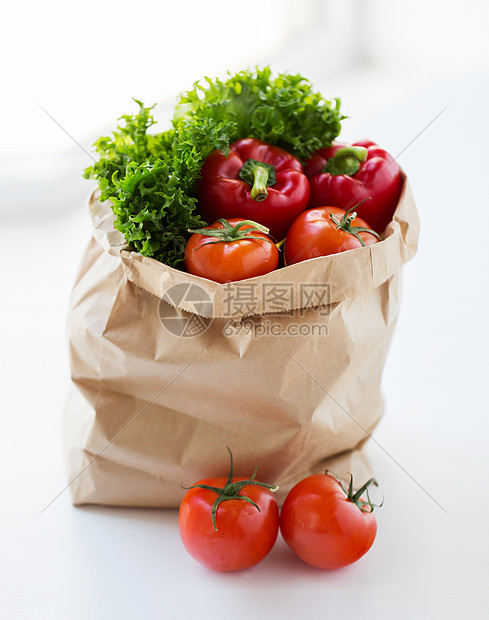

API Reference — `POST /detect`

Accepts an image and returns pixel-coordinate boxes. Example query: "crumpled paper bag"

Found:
[63,175,419,506]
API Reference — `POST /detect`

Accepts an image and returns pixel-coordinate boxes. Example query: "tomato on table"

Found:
[185,218,279,283]
[179,449,279,572]
[284,204,380,265]
[280,472,381,570]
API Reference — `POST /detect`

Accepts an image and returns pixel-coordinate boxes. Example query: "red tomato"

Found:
[284,205,380,265]
[280,473,379,570]
[185,218,279,283]
[179,451,279,572]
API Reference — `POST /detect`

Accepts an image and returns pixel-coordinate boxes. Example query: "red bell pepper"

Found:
[304,140,403,233]
[198,138,310,241]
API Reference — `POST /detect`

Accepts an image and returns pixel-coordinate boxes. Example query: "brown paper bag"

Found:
[63,176,419,507]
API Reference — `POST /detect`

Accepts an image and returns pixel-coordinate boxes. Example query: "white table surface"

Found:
[2,72,489,620]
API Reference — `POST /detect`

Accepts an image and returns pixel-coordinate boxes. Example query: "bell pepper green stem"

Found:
[324,146,368,176]
[250,165,269,201]
[239,158,277,202]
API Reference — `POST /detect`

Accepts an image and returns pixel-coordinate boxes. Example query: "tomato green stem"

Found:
[326,470,383,513]
[228,219,268,238]
[324,146,368,176]
[329,200,381,247]
[181,447,279,531]
[188,219,276,249]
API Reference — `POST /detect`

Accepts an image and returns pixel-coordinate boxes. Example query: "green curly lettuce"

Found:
[84,68,345,267]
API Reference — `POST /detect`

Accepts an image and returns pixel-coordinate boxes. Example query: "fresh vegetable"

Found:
[279,472,380,570]
[304,140,403,233]
[198,138,310,241]
[185,218,279,283]
[284,204,380,265]
[179,449,279,572]
[177,67,344,162]
[84,67,344,267]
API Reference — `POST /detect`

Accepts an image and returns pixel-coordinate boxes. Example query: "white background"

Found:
[1,1,489,618]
